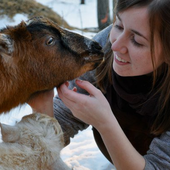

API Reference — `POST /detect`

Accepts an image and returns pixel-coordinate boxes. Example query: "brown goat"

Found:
[0,113,71,170]
[0,16,104,113]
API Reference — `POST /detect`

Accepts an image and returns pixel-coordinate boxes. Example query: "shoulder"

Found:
[144,130,170,169]
[93,24,113,48]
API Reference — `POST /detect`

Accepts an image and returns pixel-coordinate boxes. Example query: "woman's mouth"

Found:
[115,55,128,63]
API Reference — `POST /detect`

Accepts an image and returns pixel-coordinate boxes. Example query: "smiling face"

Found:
[110,7,163,77]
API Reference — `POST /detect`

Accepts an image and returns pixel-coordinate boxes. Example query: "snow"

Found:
[0,0,115,169]
[39,0,98,29]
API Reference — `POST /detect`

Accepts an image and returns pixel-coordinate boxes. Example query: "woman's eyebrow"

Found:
[116,14,121,21]
[131,30,148,41]
[117,13,148,41]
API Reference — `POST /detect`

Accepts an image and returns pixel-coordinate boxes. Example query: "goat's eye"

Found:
[46,37,55,46]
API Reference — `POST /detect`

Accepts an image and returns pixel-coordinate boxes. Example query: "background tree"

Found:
[97,0,111,30]
[113,0,116,19]
[80,0,85,4]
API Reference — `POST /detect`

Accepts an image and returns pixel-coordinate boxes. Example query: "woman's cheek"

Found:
[109,26,115,43]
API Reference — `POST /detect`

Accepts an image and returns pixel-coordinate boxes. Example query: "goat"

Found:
[0,113,71,170]
[0,16,104,113]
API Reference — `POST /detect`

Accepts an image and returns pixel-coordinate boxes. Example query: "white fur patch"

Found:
[24,19,33,26]
[0,33,14,54]
[0,33,14,64]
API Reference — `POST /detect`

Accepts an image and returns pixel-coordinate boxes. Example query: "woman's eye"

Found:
[114,24,123,31]
[46,37,55,46]
[130,36,143,47]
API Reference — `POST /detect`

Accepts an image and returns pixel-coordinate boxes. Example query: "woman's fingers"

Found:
[58,81,94,109]
[58,80,113,126]
[75,79,101,97]
[58,83,77,103]
[58,80,102,103]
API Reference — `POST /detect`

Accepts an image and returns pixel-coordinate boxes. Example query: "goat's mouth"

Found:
[84,55,105,63]
[83,53,105,67]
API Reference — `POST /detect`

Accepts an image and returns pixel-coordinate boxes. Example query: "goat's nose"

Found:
[89,41,102,52]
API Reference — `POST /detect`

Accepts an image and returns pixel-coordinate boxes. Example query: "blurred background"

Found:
[0,0,116,31]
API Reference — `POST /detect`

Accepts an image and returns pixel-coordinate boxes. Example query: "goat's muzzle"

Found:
[82,40,105,69]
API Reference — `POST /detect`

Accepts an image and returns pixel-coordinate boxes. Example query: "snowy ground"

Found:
[0,0,115,169]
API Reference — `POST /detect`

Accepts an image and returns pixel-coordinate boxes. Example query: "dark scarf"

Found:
[93,68,163,162]
[112,69,160,116]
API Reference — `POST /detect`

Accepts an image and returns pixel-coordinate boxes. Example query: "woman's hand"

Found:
[58,80,146,169]
[27,89,54,117]
[58,79,113,130]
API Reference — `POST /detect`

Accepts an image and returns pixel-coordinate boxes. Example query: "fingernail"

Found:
[72,87,77,92]
[65,81,69,87]
[76,79,83,83]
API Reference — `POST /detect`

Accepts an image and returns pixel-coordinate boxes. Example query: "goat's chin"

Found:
[27,89,54,102]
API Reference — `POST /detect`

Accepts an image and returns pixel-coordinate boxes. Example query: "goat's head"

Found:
[0,16,104,113]
[0,113,64,150]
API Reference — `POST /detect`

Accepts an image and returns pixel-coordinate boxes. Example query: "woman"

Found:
[29,0,170,169]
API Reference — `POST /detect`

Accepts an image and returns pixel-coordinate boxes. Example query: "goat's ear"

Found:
[0,33,14,62]
[0,123,20,142]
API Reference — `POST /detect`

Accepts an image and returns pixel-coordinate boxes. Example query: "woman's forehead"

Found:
[117,7,150,40]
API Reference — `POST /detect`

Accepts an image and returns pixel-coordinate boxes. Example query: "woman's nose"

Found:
[111,35,128,54]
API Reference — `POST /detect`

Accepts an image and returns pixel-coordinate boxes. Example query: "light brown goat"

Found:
[0,16,104,113]
[0,113,71,170]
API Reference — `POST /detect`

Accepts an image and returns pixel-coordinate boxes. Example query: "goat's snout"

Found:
[84,39,102,54]
[89,41,102,53]
[83,39,104,68]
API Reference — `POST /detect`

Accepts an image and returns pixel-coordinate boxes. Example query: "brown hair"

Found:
[96,0,170,135]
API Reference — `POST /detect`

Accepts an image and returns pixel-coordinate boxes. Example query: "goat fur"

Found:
[0,16,104,113]
[0,113,71,170]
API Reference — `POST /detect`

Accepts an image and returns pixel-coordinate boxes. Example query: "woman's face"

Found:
[110,7,163,76]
